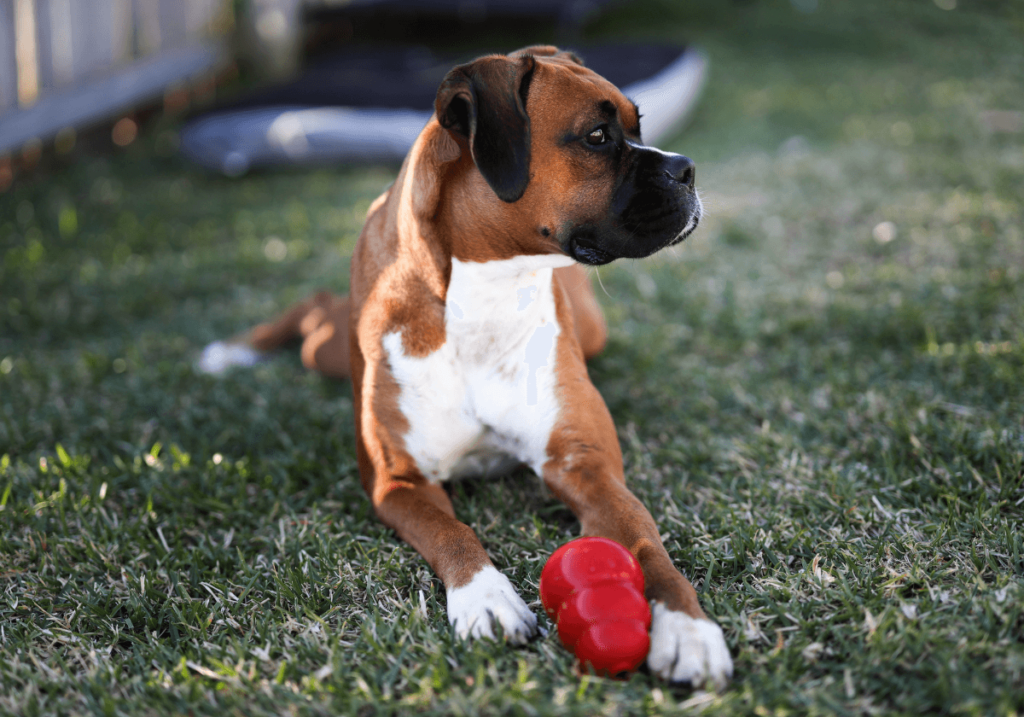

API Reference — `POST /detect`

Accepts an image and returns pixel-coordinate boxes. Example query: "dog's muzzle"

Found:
[565,147,701,265]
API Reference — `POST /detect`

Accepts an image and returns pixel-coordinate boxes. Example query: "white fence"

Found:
[0,0,229,153]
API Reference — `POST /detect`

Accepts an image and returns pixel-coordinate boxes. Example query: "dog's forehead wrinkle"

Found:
[533,71,633,135]
[536,60,612,97]
[598,100,616,117]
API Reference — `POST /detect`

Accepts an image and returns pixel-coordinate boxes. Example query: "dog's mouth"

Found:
[567,236,616,266]
[564,200,701,266]
[667,203,702,247]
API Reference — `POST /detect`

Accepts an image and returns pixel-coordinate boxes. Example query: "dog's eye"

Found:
[586,127,608,146]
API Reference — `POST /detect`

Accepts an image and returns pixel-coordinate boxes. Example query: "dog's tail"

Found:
[197,290,352,378]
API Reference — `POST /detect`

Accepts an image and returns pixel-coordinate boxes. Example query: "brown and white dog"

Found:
[200,46,732,688]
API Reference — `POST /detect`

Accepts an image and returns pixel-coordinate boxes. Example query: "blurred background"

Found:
[0,0,709,175]
[1,1,1023,714]
[1,0,1021,391]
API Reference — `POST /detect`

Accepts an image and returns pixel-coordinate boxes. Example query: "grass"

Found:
[2,0,1023,714]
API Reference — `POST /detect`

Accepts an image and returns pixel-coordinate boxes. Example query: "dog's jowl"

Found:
[200,46,732,689]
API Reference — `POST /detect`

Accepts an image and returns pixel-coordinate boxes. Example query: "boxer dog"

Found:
[200,46,732,688]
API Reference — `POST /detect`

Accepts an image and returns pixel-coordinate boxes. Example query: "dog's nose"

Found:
[664,154,696,188]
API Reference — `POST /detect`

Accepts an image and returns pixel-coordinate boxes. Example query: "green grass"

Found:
[2,0,1023,714]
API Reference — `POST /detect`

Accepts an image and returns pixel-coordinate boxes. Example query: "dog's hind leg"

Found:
[293,293,351,378]
[198,291,352,377]
[246,291,337,351]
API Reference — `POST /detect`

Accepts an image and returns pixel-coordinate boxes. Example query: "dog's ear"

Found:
[435,54,536,203]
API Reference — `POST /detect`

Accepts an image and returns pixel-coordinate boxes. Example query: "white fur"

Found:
[382,254,576,482]
[678,204,700,239]
[647,603,734,689]
[674,189,702,242]
[446,566,538,644]
[196,340,264,374]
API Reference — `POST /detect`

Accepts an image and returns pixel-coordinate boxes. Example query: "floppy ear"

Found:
[435,54,536,203]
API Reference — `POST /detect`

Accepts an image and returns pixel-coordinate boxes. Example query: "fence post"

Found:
[0,0,18,111]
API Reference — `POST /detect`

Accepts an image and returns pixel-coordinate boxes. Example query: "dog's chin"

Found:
[565,207,701,266]
[667,209,701,247]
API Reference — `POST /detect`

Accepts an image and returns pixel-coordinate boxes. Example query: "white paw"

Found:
[647,603,733,689]
[446,566,538,645]
[196,341,264,374]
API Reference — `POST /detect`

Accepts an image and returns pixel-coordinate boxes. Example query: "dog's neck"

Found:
[387,120,571,313]
[446,254,574,325]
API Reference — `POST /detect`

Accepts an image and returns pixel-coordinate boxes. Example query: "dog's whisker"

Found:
[594,266,613,300]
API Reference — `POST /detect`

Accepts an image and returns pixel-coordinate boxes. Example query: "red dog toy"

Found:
[539,537,651,675]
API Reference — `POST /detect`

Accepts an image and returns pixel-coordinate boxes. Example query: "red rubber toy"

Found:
[539,537,651,676]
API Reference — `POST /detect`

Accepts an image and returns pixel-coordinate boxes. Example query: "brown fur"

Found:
[243,48,707,621]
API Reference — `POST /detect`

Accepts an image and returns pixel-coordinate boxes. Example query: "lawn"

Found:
[2,0,1023,714]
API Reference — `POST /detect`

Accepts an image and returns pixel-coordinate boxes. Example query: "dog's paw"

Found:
[446,566,538,645]
[647,603,733,690]
[196,341,264,374]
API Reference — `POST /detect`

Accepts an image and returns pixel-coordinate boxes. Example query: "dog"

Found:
[200,45,733,688]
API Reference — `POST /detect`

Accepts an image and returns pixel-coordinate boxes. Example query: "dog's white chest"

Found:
[382,254,576,482]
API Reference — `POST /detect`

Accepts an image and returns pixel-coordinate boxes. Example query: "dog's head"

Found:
[435,45,701,265]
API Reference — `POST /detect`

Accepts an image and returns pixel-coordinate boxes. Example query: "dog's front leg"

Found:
[352,351,537,645]
[369,477,537,644]
[541,381,733,688]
